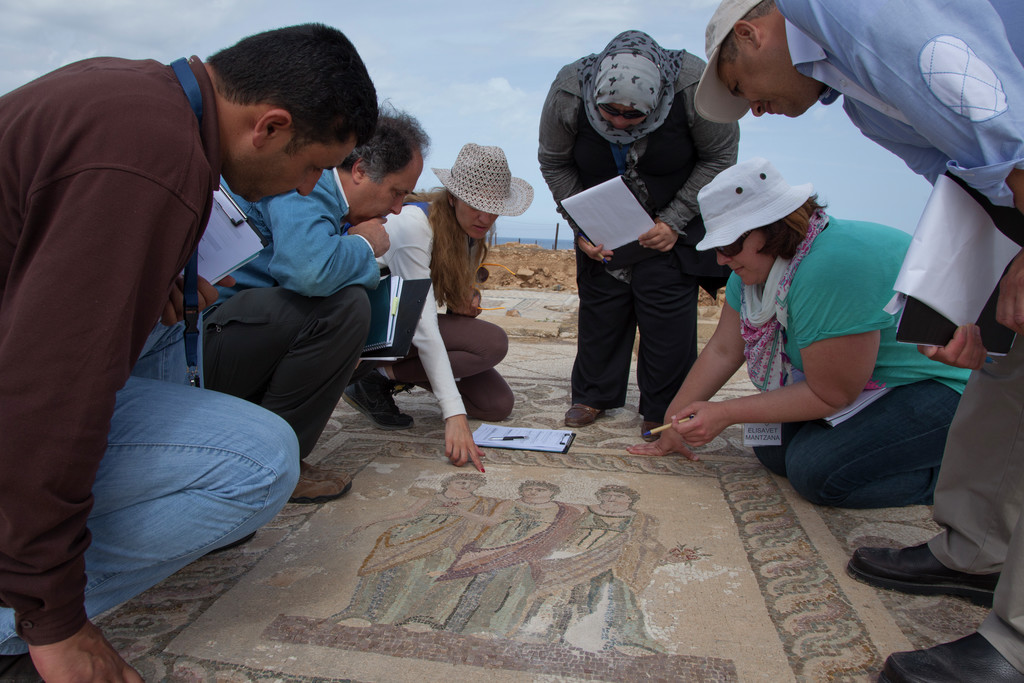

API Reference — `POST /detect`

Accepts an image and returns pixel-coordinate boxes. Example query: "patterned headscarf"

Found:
[578,30,685,144]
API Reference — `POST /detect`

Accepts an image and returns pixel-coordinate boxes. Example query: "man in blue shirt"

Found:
[695,1,1024,680]
[204,112,428,505]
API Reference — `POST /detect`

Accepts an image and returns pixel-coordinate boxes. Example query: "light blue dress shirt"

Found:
[219,170,379,301]
[777,0,1024,207]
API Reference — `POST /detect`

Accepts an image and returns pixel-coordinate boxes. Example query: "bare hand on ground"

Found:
[30,621,143,683]
[444,414,485,471]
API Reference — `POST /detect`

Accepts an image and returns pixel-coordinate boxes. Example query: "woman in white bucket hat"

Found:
[347,143,533,471]
[628,158,970,509]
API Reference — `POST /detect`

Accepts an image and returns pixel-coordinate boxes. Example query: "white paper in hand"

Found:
[560,176,654,250]
[892,175,1019,325]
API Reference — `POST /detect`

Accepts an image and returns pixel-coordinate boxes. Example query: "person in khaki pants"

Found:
[694,0,1024,680]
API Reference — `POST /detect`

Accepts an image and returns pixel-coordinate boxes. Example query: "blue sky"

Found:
[0,0,933,241]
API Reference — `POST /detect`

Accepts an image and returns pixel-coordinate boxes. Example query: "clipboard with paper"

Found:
[472,423,576,454]
[196,189,266,283]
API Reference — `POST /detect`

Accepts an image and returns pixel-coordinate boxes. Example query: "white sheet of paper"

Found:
[560,176,655,250]
[891,175,1019,325]
[196,190,265,283]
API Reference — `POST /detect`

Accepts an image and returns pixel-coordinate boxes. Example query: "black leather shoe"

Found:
[847,543,999,607]
[879,632,1024,682]
[0,653,42,682]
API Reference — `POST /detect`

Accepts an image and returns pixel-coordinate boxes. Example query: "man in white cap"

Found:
[694,1,1024,681]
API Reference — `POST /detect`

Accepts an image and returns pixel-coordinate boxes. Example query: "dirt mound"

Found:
[482,243,577,292]
[482,243,719,307]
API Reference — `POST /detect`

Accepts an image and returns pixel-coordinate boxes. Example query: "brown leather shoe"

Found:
[564,404,605,427]
[289,462,353,504]
[641,421,661,442]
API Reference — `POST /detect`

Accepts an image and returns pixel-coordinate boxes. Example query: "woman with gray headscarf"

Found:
[539,30,739,438]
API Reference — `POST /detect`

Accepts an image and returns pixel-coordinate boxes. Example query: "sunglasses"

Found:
[598,103,646,120]
[714,230,753,257]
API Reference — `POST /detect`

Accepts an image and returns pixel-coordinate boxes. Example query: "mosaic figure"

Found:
[401,481,584,634]
[518,485,674,654]
[332,473,497,625]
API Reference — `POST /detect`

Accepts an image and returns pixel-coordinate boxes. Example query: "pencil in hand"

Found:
[641,414,694,437]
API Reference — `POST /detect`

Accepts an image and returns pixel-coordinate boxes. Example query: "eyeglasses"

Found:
[598,103,646,120]
[714,230,753,257]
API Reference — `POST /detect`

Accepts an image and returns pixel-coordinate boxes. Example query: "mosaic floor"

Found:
[95,339,986,682]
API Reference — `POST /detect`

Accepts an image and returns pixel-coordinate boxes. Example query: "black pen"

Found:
[489,436,525,441]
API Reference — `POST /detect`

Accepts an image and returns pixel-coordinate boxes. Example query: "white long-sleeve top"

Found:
[380,205,466,419]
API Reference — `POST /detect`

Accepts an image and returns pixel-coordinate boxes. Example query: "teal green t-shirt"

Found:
[725,217,970,393]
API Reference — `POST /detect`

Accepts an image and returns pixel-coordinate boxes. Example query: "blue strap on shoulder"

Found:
[170,58,204,387]
[609,143,630,176]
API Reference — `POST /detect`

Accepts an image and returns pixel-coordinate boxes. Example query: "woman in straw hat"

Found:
[628,158,970,508]
[539,30,738,441]
[345,143,533,471]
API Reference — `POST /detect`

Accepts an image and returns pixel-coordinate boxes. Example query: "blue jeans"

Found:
[753,380,961,509]
[0,331,299,654]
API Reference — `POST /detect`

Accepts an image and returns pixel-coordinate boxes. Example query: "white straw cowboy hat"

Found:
[432,143,534,216]
[694,0,764,123]
[696,157,814,250]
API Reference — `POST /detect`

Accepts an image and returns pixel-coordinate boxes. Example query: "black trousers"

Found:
[572,247,698,422]
[203,286,370,458]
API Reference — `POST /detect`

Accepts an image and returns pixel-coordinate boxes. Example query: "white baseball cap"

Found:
[694,0,765,123]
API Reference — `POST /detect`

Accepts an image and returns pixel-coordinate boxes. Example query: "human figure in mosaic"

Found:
[332,473,497,626]
[401,481,583,634]
[517,485,672,654]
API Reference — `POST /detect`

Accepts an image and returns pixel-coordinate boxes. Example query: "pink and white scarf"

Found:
[739,210,827,392]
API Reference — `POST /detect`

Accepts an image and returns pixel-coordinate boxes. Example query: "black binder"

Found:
[361,277,431,359]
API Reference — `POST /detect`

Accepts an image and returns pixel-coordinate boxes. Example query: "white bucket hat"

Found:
[696,158,814,251]
[694,0,764,123]
[432,143,534,216]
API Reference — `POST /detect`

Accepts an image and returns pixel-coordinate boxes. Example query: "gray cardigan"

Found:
[537,52,739,237]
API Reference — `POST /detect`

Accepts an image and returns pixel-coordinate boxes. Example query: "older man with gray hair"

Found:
[204,110,429,504]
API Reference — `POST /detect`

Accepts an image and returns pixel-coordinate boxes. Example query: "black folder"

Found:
[361,277,431,359]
